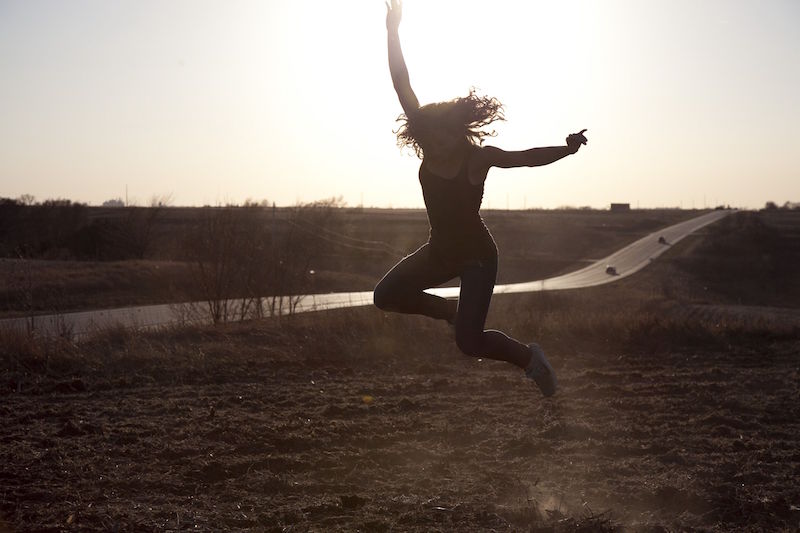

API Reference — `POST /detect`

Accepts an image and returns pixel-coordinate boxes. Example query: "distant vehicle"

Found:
[605,265,617,275]
[658,236,667,244]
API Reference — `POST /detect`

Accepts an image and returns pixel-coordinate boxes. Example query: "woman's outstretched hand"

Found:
[386,0,402,31]
[566,129,588,154]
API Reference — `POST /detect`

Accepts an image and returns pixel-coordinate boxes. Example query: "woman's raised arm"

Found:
[386,0,419,116]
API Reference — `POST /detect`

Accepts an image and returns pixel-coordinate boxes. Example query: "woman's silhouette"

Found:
[374,0,587,397]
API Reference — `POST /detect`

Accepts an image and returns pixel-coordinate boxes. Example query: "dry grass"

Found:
[3,269,796,401]
[4,209,799,394]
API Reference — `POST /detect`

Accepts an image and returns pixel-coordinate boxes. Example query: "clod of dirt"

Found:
[49,378,86,394]
[397,398,416,411]
[323,404,346,416]
[339,494,367,509]
[56,419,102,437]
[197,461,228,483]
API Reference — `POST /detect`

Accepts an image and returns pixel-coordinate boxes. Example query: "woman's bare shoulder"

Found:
[468,145,494,185]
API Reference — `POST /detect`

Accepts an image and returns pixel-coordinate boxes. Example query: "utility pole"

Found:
[271,202,276,254]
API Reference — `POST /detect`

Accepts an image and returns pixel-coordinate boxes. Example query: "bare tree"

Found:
[17,194,36,206]
[123,194,174,259]
[184,198,344,324]
[184,205,270,323]
[268,197,344,317]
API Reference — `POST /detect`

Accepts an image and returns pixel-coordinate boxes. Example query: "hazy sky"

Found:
[1,0,798,209]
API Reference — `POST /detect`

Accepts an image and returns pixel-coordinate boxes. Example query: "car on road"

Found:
[605,265,618,275]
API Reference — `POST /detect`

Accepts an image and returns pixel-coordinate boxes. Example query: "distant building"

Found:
[610,203,630,212]
[102,198,125,207]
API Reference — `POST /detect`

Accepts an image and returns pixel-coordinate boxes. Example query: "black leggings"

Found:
[373,243,530,369]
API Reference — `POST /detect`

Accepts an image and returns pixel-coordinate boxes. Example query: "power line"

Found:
[284,219,406,256]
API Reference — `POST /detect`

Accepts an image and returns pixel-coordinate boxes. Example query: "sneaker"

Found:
[526,343,557,397]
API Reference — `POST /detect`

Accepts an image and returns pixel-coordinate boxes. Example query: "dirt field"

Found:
[2,210,799,531]
[2,310,799,531]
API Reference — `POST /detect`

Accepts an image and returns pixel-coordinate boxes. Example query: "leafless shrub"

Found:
[183,205,264,323]
[268,198,345,318]
[183,198,344,324]
[119,194,173,259]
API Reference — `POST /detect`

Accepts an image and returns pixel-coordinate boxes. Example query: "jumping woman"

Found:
[374,0,588,397]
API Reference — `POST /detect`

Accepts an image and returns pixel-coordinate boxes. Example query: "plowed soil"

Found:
[2,320,798,531]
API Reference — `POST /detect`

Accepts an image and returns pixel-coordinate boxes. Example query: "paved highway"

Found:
[0,210,731,337]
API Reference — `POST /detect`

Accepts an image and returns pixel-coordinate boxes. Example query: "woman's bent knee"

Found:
[372,282,394,311]
[455,332,483,357]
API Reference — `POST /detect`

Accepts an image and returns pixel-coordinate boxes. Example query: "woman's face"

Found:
[413,104,467,157]
[417,110,466,156]
[424,126,462,155]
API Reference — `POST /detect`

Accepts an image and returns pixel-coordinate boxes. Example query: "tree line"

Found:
[1,195,345,324]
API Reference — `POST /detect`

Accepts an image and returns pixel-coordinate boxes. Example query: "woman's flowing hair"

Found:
[395,88,505,157]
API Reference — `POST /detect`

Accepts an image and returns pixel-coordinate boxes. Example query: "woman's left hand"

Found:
[566,129,588,154]
[386,0,402,31]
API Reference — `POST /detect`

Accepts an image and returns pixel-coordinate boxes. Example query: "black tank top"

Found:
[419,148,497,263]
